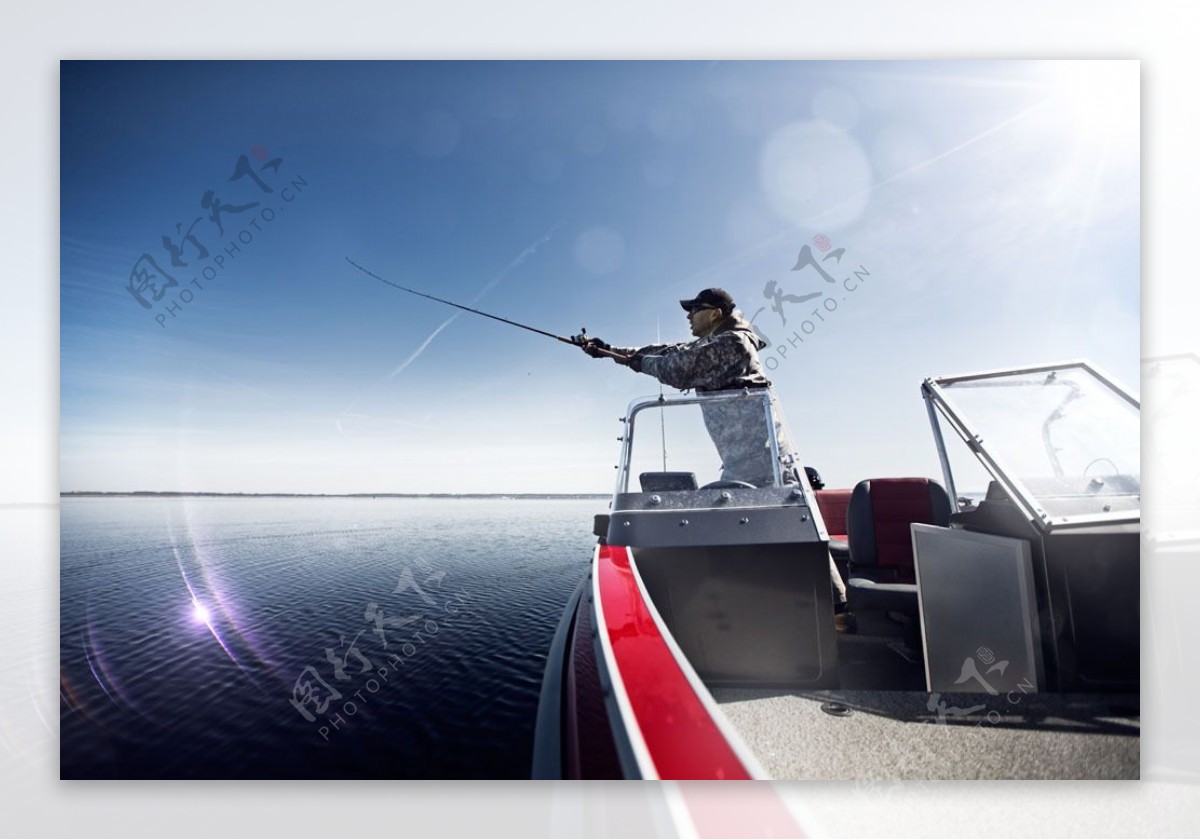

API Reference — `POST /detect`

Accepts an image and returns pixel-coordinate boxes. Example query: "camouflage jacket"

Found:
[614,314,797,486]
[611,312,770,393]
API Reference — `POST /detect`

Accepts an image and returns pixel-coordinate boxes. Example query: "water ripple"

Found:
[60,496,598,778]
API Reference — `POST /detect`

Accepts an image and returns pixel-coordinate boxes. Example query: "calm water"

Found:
[59,497,598,779]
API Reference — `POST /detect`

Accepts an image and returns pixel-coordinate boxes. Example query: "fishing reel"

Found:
[572,327,605,356]
[569,328,636,367]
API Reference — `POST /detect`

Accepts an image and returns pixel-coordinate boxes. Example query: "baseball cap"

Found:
[679,287,735,313]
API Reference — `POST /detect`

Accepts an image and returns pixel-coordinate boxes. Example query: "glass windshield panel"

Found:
[939,365,1139,520]
[933,409,994,509]
[627,394,789,491]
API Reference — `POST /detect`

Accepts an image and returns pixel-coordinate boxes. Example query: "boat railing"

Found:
[614,389,787,496]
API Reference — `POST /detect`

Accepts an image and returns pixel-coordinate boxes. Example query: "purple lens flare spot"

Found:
[192,599,212,624]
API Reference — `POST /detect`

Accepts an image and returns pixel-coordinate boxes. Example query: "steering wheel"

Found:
[1084,457,1120,476]
[699,480,757,490]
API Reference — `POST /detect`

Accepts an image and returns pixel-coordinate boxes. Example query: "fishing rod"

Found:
[346,257,630,361]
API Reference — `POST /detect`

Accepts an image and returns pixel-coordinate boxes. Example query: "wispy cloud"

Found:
[387,220,564,378]
[388,314,459,378]
[339,221,565,427]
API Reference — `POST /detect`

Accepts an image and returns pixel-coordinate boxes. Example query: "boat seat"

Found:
[814,488,852,574]
[639,471,699,492]
[846,477,952,615]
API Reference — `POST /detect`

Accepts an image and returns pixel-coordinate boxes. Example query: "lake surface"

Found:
[59,497,598,779]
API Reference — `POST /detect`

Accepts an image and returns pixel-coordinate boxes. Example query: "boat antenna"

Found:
[347,257,629,360]
[657,316,667,471]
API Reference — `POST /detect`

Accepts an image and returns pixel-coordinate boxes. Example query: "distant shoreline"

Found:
[61,491,610,499]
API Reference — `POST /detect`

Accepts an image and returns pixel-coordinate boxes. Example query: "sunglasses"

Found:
[687,305,719,316]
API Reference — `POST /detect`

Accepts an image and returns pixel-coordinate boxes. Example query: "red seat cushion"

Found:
[847,478,952,586]
[869,479,937,582]
[814,489,851,542]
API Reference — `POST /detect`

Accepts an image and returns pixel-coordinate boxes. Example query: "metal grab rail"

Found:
[614,389,786,496]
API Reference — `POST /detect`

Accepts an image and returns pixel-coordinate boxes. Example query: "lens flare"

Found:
[191,600,211,624]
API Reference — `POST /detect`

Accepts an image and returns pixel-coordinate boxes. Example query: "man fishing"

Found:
[579,287,851,628]
[578,287,789,487]
[346,260,850,629]
[344,265,779,482]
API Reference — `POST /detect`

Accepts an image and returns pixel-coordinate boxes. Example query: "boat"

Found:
[531,359,1140,780]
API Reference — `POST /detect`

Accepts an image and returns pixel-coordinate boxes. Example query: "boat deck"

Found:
[709,614,1140,780]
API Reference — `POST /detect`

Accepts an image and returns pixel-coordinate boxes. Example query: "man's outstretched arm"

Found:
[639,333,755,390]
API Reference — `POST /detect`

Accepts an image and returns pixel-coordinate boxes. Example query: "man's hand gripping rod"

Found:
[569,328,632,362]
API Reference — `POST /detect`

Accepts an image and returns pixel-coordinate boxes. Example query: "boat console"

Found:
[598,389,840,689]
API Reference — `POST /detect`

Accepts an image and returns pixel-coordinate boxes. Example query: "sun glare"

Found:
[1045,60,1139,148]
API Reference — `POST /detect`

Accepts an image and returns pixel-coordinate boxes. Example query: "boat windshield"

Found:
[928,362,1139,526]
[620,390,796,493]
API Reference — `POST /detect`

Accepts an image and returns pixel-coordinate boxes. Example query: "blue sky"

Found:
[60,60,1139,493]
